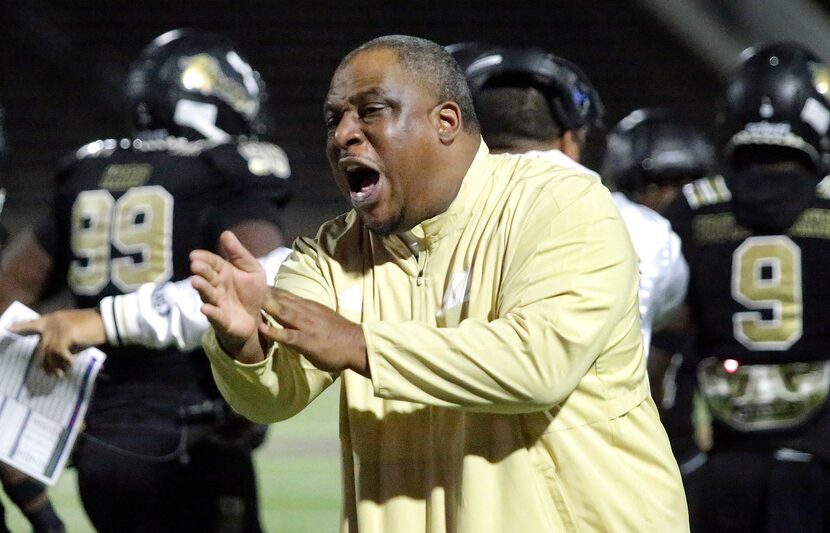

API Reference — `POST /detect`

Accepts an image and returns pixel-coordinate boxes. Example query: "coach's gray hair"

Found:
[340,35,480,133]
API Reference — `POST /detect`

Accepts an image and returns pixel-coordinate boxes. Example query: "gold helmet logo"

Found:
[810,62,830,98]
[178,54,258,118]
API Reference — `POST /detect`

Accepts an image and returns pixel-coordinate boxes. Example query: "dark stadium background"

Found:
[0,0,731,240]
[1,1,829,531]
[4,0,830,241]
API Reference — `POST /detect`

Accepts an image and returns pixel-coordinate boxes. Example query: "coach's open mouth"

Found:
[343,162,382,207]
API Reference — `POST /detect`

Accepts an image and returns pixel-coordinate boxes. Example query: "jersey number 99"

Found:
[69,186,174,295]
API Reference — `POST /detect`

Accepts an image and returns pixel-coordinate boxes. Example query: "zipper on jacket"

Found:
[415,248,428,286]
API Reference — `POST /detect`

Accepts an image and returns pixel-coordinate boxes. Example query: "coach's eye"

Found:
[325,113,341,131]
[360,104,386,120]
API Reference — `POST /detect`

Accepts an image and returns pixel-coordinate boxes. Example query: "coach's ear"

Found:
[432,101,462,144]
[558,130,583,162]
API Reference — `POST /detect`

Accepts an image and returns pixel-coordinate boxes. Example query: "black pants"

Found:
[699,448,830,533]
[182,438,263,533]
[74,421,262,533]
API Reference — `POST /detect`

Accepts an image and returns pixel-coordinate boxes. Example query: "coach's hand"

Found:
[190,231,269,364]
[259,288,369,377]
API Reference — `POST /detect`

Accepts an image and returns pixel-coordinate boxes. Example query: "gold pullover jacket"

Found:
[204,141,689,532]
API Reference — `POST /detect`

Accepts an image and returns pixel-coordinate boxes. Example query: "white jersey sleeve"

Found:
[611,193,689,352]
[99,247,291,351]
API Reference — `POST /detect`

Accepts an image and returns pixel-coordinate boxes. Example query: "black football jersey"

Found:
[38,135,290,306]
[667,175,830,449]
[34,135,291,423]
[667,175,830,366]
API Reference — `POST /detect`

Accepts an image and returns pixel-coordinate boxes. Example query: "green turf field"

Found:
[2,386,342,533]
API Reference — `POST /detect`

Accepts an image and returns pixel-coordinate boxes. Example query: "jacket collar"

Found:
[390,138,492,253]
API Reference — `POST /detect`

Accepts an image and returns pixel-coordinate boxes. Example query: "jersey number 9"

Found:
[731,235,803,350]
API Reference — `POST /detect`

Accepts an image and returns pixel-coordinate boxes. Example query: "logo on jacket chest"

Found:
[437,270,472,319]
[337,285,363,313]
[336,270,473,321]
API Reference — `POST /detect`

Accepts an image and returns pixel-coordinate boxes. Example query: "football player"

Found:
[0,29,290,532]
[460,45,689,353]
[0,104,66,533]
[603,108,716,531]
[665,41,830,532]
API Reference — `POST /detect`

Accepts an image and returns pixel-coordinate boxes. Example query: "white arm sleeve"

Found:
[99,247,292,351]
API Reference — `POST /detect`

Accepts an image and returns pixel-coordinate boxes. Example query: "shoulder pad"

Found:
[205,141,291,181]
[75,136,216,160]
[681,175,732,210]
[74,138,121,160]
[236,141,291,179]
[54,139,120,184]
[137,136,215,156]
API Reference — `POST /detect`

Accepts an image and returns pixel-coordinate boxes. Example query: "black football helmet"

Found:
[125,29,267,141]
[602,108,716,193]
[464,46,604,132]
[720,41,830,172]
[445,41,493,73]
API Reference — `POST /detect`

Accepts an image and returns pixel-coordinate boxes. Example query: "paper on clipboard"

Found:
[0,301,105,485]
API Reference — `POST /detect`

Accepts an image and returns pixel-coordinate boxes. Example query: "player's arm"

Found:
[650,228,689,332]
[0,159,76,313]
[9,308,103,377]
[96,248,288,352]
[0,228,54,312]
[99,246,289,351]
[10,276,215,376]
[12,247,292,375]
